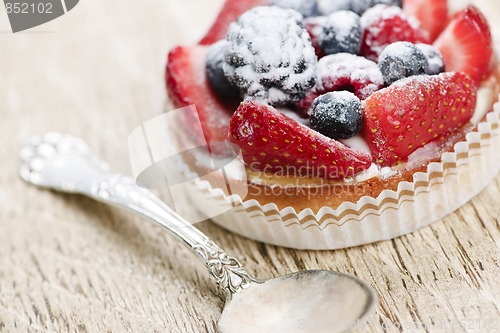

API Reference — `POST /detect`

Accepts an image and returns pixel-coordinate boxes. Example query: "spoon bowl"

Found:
[220,270,376,333]
[20,133,377,332]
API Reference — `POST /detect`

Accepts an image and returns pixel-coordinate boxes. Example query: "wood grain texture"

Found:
[0,0,499,332]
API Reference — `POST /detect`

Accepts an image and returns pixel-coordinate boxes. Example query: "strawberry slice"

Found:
[403,0,448,42]
[363,72,477,166]
[433,5,493,85]
[360,5,430,61]
[166,45,235,152]
[228,100,372,179]
[199,0,268,45]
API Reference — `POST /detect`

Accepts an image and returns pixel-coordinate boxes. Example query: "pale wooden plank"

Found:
[0,0,499,332]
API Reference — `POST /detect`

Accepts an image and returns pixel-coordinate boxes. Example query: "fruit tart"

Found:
[164,0,500,249]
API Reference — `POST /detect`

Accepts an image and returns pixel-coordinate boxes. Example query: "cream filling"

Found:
[471,86,495,125]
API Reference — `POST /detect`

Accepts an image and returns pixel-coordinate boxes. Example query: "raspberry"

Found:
[310,91,363,140]
[321,11,362,55]
[205,40,240,99]
[378,42,429,85]
[223,6,317,105]
[304,16,328,58]
[296,53,384,113]
[270,0,319,17]
[360,5,430,61]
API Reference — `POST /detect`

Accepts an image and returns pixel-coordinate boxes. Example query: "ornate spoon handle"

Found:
[19,133,252,295]
[90,174,252,295]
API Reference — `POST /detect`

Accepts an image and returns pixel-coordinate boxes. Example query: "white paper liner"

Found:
[182,96,500,250]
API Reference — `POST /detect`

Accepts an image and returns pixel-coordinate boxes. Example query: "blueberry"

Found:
[270,0,319,17]
[321,11,362,55]
[416,43,446,75]
[206,40,240,99]
[319,0,402,15]
[318,0,351,15]
[310,91,363,140]
[378,42,429,85]
[350,0,402,15]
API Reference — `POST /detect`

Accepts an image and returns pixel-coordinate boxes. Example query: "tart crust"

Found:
[177,66,500,213]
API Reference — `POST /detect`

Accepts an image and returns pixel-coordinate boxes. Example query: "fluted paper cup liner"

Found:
[177,96,500,250]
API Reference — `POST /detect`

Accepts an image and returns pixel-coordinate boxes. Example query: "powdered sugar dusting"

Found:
[270,0,319,17]
[360,4,424,56]
[379,42,415,61]
[390,73,438,88]
[319,0,403,16]
[295,52,384,112]
[316,53,384,98]
[304,15,328,39]
[313,91,360,124]
[223,6,317,105]
[317,0,351,15]
[360,4,429,61]
[352,0,403,15]
[416,43,445,75]
[310,91,363,139]
[329,11,360,40]
[361,5,402,29]
[378,42,428,84]
[322,10,362,54]
[361,4,423,33]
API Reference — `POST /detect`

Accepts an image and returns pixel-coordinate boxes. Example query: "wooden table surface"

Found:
[1,1,499,332]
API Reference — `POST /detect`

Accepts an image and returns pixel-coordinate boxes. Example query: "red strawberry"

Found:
[295,53,384,115]
[363,72,477,166]
[433,5,493,85]
[403,0,448,42]
[228,100,372,179]
[199,0,268,45]
[360,5,430,61]
[166,45,235,152]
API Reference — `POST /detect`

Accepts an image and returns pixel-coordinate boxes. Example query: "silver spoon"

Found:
[19,132,377,333]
